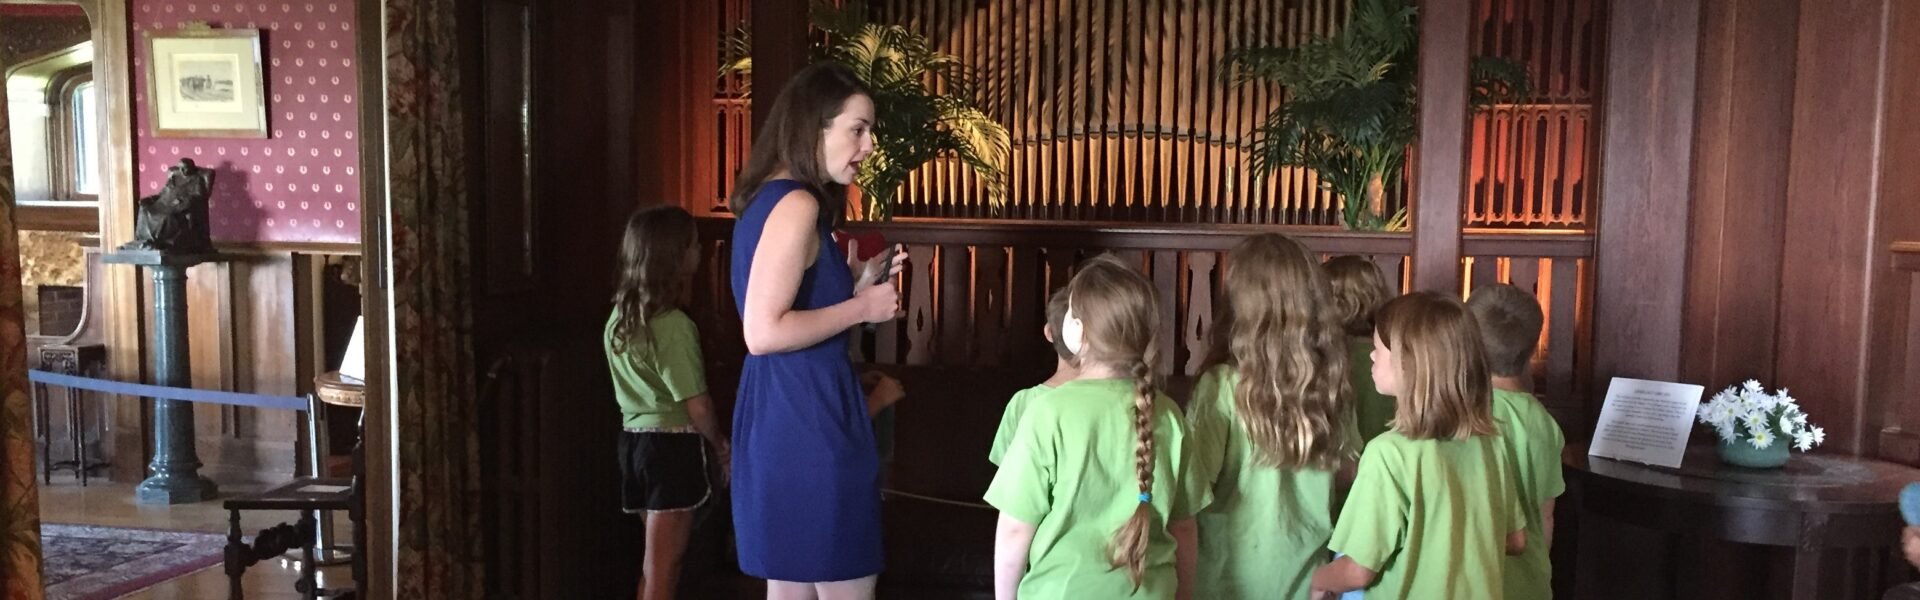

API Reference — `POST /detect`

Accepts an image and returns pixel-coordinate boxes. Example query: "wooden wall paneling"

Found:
[748,0,806,133]
[99,0,149,483]
[1680,0,1795,391]
[1412,0,1472,292]
[1589,0,1701,406]
[1773,0,1889,454]
[1871,1,1920,462]
[1547,256,1579,417]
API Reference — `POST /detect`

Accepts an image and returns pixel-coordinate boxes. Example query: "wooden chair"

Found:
[222,372,365,599]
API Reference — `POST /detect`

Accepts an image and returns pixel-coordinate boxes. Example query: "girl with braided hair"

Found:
[984,254,1199,600]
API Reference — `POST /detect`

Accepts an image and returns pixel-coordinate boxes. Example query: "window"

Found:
[70,80,97,196]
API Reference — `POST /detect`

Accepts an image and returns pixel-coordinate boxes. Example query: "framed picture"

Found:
[145,28,267,138]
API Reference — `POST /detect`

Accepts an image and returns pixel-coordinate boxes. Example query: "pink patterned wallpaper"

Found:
[132,0,361,244]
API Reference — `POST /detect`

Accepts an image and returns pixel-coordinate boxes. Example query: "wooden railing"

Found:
[692,217,1594,419]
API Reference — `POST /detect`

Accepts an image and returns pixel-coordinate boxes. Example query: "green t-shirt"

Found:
[989,383,1056,466]
[1186,365,1336,600]
[1329,431,1527,600]
[602,308,706,429]
[1349,337,1397,443]
[1493,388,1567,599]
[983,378,1199,600]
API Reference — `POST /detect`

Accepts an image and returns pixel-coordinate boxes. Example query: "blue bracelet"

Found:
[1138,492,1151,503]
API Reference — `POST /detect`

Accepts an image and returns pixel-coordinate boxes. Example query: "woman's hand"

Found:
[852,280,900,324]
[849,241,908,293]
[862,371,906,415]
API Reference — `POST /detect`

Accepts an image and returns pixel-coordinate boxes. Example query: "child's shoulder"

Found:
[1492,389,1558,427]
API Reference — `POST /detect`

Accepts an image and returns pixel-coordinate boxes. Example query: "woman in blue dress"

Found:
[728,62,905,600]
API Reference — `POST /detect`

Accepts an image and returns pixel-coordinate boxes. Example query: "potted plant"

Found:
[1222,0,1529,231]
[720,1,1010,221]
[1696,380,1825,468]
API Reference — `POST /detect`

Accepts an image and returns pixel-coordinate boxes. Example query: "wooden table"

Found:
[1570,444,1920,600]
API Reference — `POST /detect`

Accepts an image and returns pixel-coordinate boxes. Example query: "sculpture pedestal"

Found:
[104,250,229,505]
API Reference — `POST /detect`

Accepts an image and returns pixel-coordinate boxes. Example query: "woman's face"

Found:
[820,93,876,186]
[1370,333,1402,397]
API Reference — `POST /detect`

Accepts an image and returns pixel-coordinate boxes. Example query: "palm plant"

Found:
[720,1,1010,221]
[1224,0,1529,230]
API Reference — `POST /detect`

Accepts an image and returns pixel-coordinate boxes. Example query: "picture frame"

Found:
[144,28,267,138]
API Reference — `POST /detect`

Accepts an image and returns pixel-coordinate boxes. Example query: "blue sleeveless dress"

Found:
[730,180,884,582]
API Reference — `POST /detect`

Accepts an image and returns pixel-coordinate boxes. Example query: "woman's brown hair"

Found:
[1324,255,1392,337]
[1204,234,1355,470]
[728,62,872,219]
[1375,291,1498,440]
[610,205,697,354]
[1065,254,1163,590]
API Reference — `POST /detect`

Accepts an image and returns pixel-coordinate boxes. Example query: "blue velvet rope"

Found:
[27,370,309,412]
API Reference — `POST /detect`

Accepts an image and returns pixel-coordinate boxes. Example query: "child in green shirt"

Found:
[989,288,1078,465]
[603,206,730,600]
[1313,292,1529,600]
[1188,234,1358,600]
[985,255,1199,600]
[1325,256,1396,444]
[1469,284,1568,600]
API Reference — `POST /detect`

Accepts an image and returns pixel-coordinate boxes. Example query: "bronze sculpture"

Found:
[121,158,215,254]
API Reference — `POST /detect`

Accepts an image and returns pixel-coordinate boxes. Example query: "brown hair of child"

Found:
[610,205,698,354]
[1375,291,1498,441]
[1325,255,1393,338]
[1044,287,1076,362]
[1466,284,1544,378]
[1066,254,1163,590]
[1205,234,1355,470]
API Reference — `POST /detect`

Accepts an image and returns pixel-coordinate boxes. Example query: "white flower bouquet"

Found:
[1697,380,1824,451]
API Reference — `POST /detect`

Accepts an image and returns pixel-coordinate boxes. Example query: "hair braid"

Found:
[1108,359,1157,590]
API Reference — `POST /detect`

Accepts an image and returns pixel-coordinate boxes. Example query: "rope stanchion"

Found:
[28,370,309,412]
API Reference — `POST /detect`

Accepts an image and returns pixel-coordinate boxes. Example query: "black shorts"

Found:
[619,430,712,513]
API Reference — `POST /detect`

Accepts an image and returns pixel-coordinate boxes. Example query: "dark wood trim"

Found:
[748,0,807,133]
[1461,232,1595,258]
[97,0,151,484]
[1590,0,1703,397]
[1410,0,1471,292]
[15,201,98,232]
[1896,242,1920,271]
[354,0,393,590]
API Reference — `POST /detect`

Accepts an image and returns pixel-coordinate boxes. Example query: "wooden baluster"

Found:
[939,245,972,364]
[974,246,1010,367]
[1045,247,1078,293]
[1009,247,1045,368]
[1183,252,1218,375]
[906,244,937,365]
[1510,256,1542,297]
[1372,254,1406,294]
[1470,256,1501,293]
[1546,257,1579,414]
[1153,251,1179,375]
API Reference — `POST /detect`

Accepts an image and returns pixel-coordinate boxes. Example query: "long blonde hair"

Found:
[1066,255,1163,590]
[1375,292,1498,440]
[1206,234,1355,470]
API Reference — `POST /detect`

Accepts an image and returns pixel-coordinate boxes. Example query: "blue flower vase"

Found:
[1716,437,1789,469]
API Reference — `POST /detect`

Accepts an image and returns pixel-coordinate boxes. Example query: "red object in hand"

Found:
[833,230,889,261]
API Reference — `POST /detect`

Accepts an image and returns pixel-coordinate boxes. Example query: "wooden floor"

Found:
[39,478,352,599]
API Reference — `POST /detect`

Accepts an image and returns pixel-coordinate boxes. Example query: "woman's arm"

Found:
[1310,555,1376,595]
[1172,518,1198,600]
[994,513,1037,600]
[741,191,897,354]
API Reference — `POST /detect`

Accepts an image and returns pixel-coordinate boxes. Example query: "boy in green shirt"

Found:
[1314,292,1529,600]
[1325,256,1397,443]
[989,289,1078,465]
[1469,284,1568,600]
